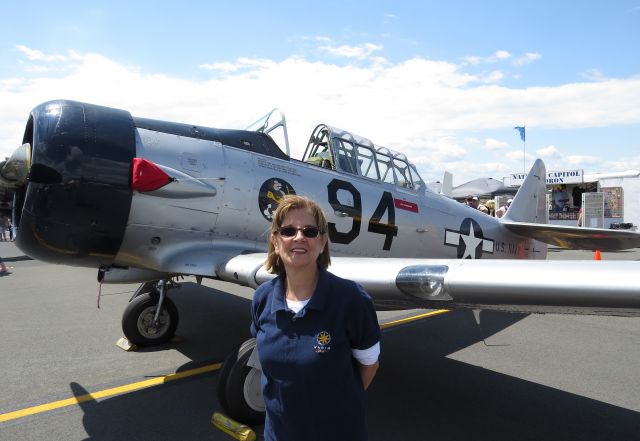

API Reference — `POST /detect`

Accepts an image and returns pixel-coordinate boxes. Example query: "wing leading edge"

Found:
[218,254,640,317]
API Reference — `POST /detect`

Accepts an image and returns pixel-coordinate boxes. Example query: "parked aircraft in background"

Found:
[1,100,639,422]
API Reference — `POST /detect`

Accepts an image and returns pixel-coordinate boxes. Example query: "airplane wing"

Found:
[218,253,640,317]
[501,220,640,250]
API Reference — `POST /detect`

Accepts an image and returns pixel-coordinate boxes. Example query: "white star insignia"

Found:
[460,222,484,259]
[445,220,494,259]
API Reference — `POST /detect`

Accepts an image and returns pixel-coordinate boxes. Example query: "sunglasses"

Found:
[277,226,323,238]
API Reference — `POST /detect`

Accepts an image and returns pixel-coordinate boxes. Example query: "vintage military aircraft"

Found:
[2,100,640,423]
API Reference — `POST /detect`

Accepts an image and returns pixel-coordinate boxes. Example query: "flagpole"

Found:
[523,132,526,172]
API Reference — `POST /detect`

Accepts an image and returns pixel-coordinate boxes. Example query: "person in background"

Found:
[466,196,480,209]
[484,199,496,216]
[496,198,512,218]
[6,218,13,241]
[251,195,381,441]
[0,217,7,241]
[0,256,8,275]
[577,206,583,227]
[572,185,584,208]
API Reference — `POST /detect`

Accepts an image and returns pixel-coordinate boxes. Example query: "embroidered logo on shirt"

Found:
[314,331,332,353]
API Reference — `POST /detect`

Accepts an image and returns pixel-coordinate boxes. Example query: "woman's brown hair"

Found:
[265,195,331,274]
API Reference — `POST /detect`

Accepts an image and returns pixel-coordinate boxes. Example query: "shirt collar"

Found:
[269,268,329,314]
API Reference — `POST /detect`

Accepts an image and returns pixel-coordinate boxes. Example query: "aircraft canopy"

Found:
[302,124,425,192]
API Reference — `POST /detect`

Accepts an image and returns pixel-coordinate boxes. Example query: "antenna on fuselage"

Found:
[440,171,453,197]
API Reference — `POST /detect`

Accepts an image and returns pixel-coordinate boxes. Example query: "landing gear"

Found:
[218,338,265,425]
[122,280,179,346]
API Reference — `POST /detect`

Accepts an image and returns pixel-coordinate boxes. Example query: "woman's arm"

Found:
[358,361,379,390]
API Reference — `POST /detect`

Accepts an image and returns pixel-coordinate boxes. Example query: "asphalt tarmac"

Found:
[0,241,639,441]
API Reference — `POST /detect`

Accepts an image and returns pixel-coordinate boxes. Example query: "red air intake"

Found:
[132,158,172,192]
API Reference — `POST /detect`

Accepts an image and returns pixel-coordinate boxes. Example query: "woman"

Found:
[251,195,381,441]
[577,206,583,227]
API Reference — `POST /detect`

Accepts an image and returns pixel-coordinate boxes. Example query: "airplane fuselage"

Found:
[114,122,546,278]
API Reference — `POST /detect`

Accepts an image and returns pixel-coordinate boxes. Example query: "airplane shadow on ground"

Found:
[2,255,33,262]
[370,312,640,441]
[66,284,639,441]
[546,247,640,260]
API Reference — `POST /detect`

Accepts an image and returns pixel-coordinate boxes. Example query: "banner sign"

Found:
[505,169,583,187]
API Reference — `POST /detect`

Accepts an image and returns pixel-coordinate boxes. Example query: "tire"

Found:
[121,292,179,346]
[217,338,265,425]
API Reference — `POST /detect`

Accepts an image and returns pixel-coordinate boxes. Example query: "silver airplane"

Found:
[2,100,640,423]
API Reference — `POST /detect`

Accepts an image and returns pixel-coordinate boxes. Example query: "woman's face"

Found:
[271,208,327,273]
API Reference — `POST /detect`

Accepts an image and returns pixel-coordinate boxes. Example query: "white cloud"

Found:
[2,47,640,183]
[605,155,640,170]
[429,136,466,161]
[199,62,239,73]
[505,150,534,162]
[512,52,541,67]
[484,70,505,83]
[484,138,509,150]
[535,146,606,171]
[536,145,561,157]
[581,68,607,81]
[440,161,512,185]
[200,57,277,73]
[565,155,601,166]
[464,137,482,145]
[319,43,383,59]
[463,50,512,65]
[15,45,66,62]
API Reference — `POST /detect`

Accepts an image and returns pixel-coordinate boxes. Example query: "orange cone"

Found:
[594,250,602,260]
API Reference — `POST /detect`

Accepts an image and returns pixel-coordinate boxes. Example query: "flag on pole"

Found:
[513,126,526,142]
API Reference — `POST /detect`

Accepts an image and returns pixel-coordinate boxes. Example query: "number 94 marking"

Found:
[327,179,398,250]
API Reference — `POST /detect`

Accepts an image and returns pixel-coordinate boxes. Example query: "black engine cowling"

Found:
[14,100,135,267]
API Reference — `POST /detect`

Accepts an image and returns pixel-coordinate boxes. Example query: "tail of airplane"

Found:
[500,158,640,250]
[503,159,548,224]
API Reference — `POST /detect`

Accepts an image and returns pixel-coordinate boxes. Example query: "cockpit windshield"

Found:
[302,124,425,192]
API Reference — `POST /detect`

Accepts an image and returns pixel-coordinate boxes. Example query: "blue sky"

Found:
[1,1,639,183]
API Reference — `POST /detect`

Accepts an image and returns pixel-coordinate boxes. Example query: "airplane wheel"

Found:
[122,292,179,346]
[218,338,265,425]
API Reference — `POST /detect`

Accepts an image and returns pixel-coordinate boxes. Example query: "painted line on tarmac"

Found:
[381,309,449,330]
[0,309,448,423]
[0,363,221,423]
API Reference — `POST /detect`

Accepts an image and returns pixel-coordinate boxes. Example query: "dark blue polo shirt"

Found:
[251,268,381,441]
